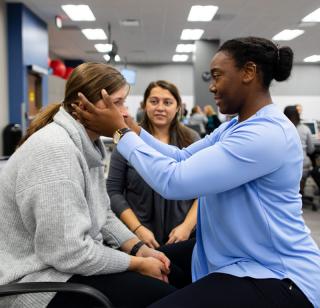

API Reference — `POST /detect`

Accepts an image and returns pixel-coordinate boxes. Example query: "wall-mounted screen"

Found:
[121,68,136,85]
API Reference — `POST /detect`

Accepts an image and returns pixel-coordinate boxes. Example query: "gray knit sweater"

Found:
[0,108,135,308]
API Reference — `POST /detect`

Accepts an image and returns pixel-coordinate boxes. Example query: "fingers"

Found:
[101,89,113,108]
[72,103,90,123]
[77,92,97,113]
[152,239,160,249]
[145,241,156,249]
[157,253,171,273]
[166,235,176,245]
[161,274,169,283]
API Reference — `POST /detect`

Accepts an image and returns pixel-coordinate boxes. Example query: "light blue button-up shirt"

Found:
[118,104,320,307]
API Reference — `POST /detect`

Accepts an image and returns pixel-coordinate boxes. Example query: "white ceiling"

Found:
[7,0,320,64]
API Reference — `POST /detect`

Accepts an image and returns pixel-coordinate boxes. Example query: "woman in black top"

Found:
[107,80,199,248]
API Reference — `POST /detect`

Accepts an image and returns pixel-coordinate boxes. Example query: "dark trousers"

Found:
[148,272,313,308]
[47,239,195,308]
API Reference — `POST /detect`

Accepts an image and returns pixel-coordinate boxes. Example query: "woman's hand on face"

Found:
[72,89,127,137]
[166,223,192,245]
[136,245,170,275]
[135,226,160,249]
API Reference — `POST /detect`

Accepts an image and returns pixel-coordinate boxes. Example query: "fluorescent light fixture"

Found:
[303,55,320,62]
[115,55,121,62]
[176,44,196,53]
[188,5,218,21]
[302,8,320,22]
[103,54,111,62]
[81,29,107,40]
[61,5,95,21]
[272,29,304,41]
[172,54,189,62]
[180,29,204,40]
[94,43,112,52]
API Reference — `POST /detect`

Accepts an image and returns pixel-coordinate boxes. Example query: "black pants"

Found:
[47,239,195,308]
[148,272,313,308]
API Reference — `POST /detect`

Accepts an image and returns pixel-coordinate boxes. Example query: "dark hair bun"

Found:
[274,46,293,82]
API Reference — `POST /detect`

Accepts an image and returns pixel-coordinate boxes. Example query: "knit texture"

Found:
[0,108,135,308]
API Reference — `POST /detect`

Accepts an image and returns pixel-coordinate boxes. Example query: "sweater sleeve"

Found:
[107,148,131,217]
[16,180,131,276]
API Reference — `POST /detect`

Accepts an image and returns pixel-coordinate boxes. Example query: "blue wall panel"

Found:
[7,3,48,125]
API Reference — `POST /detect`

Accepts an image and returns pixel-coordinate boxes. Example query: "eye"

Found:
[149,98,158,105]
[212,73,221,80]
[164,100,174,107]
[113,100,124,107]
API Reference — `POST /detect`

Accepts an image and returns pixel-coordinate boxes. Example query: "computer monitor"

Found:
[301,120,318,137]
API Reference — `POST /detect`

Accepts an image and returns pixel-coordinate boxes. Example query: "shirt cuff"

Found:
[117,131,145,161]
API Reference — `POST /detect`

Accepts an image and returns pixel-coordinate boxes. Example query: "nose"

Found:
[209,82,216,94]
[155,101,165,111]
[119,105,128,117]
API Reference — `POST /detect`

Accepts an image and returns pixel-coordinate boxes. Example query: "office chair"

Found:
[0,282,114,308]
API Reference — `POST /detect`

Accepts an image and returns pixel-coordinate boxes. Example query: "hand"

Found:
[129,256,169,283]
[136,245,170,275]
[136,226,160,249]
[124,114,141,135]
[166,223,192,244]
[72,89,127,137]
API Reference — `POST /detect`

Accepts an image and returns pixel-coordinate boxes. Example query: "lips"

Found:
[214,97,222,106]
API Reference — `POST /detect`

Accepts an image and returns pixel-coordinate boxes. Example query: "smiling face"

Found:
[144,86,179,129]
[209,51,246,115]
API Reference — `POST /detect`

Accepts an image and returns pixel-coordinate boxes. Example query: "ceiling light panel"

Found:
[302,8,320,22]
[272,29,304,41]
[187,5,218,22]
[103,54,111,61]
[303,55,320,62]
[180,29,204,40]
[61,5,95,21]
[172,54,189,62]
[176,44,196,53]
[95,43,113,52]
[81,29,107,40]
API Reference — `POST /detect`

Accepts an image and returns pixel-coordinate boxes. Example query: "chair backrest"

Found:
[0,282,114,308]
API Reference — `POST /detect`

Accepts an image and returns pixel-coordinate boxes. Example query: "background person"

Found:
[74,37,320,308]
[107,80,199,248]
[188,105,208,137]
[203,104,221,134]
[284,105,315,209]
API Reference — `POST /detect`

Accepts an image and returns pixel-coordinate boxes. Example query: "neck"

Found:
[152,125,170,144]
[86,129,99,142]
[238,89,272,122]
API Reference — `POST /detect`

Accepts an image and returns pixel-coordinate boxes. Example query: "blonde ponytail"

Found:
[18,103,61,147]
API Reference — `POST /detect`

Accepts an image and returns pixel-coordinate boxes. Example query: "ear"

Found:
[241,61,257,84]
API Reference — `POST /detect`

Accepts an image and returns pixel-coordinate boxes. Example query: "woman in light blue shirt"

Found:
[74,37,320,307]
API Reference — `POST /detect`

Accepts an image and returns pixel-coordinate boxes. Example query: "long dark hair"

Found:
[18,62,127,146]
[141,80,194,148]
